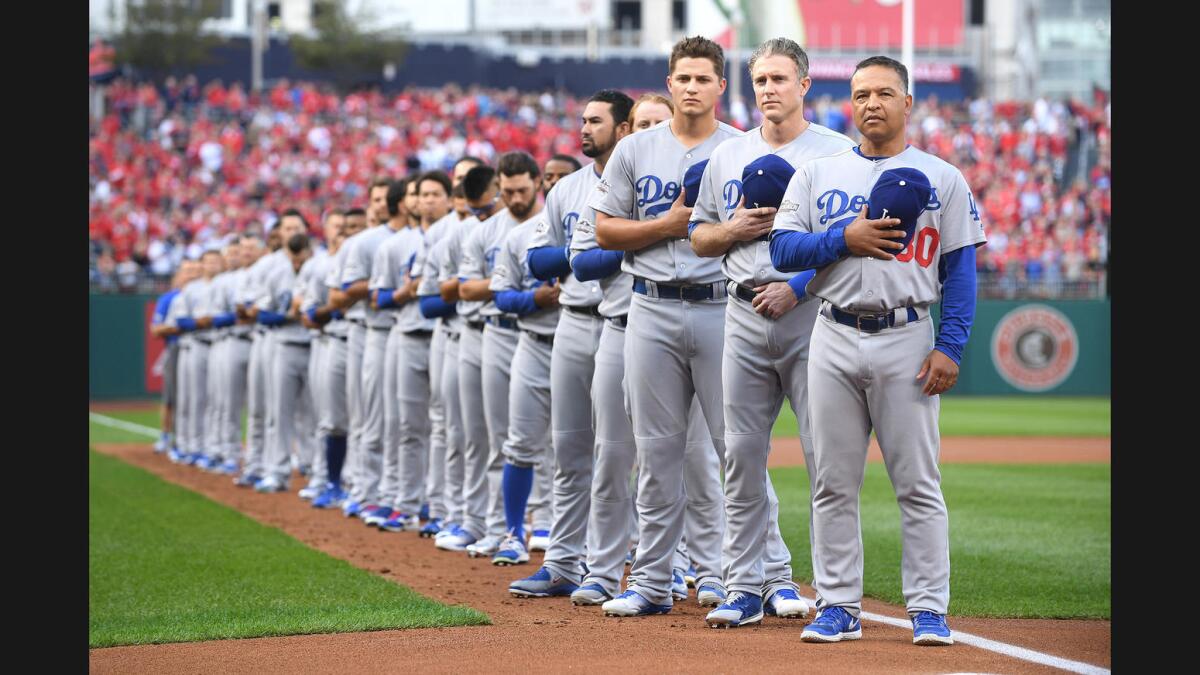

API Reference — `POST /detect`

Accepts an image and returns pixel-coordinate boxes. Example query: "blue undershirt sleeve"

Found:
[572,248,623,281]
[934,245,978,365]
[527,246,571,280]
[769,228,850,273]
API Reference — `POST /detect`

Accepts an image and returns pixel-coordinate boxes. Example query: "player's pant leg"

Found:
[425,324,447,520]
[319,334,350,484]
[306,337,328,486]
[175,340,192,452]
[458,325,488,537]
[162,341,178,441]
[582,321,638,596]
[355,327,389,504]
[441,332,466,525]
[395,331,433,516]
[528,442,554,533]
[624,294,696,606]
[480,325,519,539]
[864,316,949,615]
[682,397,724,590]
[499,335,552,537]
[266,341,308,483]
[188,341,210,456]
[807,311,873,618]
[378,328,404,507]
[204,338,223,457]
[294,371,318,474]
[223,336,251,462]
[242,333,265,474]
[345,323,367,496]
[542,312,603,580]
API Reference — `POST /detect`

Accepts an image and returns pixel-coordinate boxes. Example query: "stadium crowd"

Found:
[89,77,1110,297]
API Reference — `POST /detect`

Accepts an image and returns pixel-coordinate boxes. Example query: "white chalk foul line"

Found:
[800,596,1109,675]
[88,410,1108,674]
[89,412,160,439]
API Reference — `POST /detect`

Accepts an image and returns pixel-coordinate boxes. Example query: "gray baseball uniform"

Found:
[371,226,435,517]
[586,118,741,606]
[215,267,253,464]
[490,214,561,536]
[319,244,351,451]
[772,145,986,617]
[692,123,854,599]
[459,209,520,541]
[297,250,330,488]
[415,212,462,521]
[256,253,311,485]
[239,250,281,478]
[569,195,726,599]
[528,165,606,579]
[164,281,194,455]
[177,276,215,457]
[202,271,229,461]
[341,225,394,505]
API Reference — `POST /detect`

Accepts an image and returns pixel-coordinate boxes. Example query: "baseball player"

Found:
[251,213,313,493]
[588,36,741,617]
[486,166,561,567]
[370,171,453,530]
[441,159,526,555]
[564,92,722,607]
[169,249,222,465]
[209,235,264,475]
[507,89,632,596]
[770,56,984,645]
[688,38,855,628]
[332,178,391,516]
[294,213,339,499]
[411,157,483,537]
[234,224,283,486]
[195,242,246,473]
[542,154,581,196]
[341,178,408,518]
[151,261,200,456]
[310,208,369,508]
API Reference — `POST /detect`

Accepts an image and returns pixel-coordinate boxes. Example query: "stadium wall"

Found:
[89,294,1108,400]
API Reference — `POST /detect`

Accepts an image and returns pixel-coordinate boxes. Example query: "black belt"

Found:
[523,330,554,345]
[563,304,603,317]
[466,320,485,332]
[606,314,628,328]
[234,333,253,342]
[327,333,348,342]
[281,340,312,348]
[368,323,391,331]
[827,305,921,334]
[485,316,518,331]
[444,330,461,341]
[348,318,366,327]
[194,337,213,345]
[632,277,726,301]
[404,328,434,338]
[731,282,758,303]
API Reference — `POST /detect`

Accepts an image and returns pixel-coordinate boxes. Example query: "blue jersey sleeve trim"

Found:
[376,288,396,308]
[786,270,816,300]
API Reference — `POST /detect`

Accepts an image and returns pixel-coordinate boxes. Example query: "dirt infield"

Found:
[89,442,1110,674]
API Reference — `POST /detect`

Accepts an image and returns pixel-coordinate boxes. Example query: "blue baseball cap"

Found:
[867,167,933,251]
[683,159,709,208]
[741,154,796,210]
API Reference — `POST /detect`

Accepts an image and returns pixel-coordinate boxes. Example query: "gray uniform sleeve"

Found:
[166,290,188,325]
[417,238,443,296]
[489,226,524,293]
[772,163,816,234]
[458,226,485,280]
[568,213,598,264]
[530,187,566,249]
[587,138,636,218]
[340,236,368,285]
[369,240,396,291]
[937,170,987,254]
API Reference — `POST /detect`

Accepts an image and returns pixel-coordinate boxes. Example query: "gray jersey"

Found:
[370,226,434,333]
[528,164,603,308]
[490,215,560,335]
[773,146,987,312]
[342,225,399,328]
[322,244,351,337]
[568,216,631,319]
[257,254,309,343]
[204,271,234,338]
[694,123,854,287]
[220,268,252,337]
[587,119,742,284]
[437,215,482,328]
[459,209,520,320]
[296,251,329,337]
[175,277,214,340]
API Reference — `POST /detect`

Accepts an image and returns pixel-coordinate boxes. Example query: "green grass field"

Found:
[89,449,488,648]
[771,462,1111,619]
[770,396,1110,438]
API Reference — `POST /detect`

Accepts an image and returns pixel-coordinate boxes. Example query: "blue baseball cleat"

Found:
[705,591,764,628]
[419,502,430,521]
[911,611,953,646]
[801,606,863,643]
[671,569,689,601]
[342,500,363,517]
[419,518,444,538]
[602,589,672,617]
[764,587,809,618]
[509,566,580,598]
[571,582,613,606]
[312,485,347,509]
[696,582,727,607]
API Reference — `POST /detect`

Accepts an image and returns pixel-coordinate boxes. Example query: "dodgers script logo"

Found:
[562,212,579,239]
[485,246,500,271]
[723,179,743,212]
[636,175,681,218]
[817,189,868,226]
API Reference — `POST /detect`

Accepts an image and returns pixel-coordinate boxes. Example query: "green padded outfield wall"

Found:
[90,293,156,400]
[89,295,1110,399]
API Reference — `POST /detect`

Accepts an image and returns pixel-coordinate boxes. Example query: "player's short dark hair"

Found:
[370,177,392,193]
[749,37,810,80]
[462,166,497,201]
[280,208,309,228]
[450,183,466,199]
[854,55,909,93]
[386,178,407,217]
[286,232,309,254]
[669,36,725,77]
[201,248,222,259]
[496,151,540,180]
[548,154,583,172]
[587,89,635,128]
[343,207,367,218]
[455,156,485,172]
[418,170,453,196]
[240,233,262,244]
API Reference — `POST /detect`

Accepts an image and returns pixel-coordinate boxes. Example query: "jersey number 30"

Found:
[894,227,940,268]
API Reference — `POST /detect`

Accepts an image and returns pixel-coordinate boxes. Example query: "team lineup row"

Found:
[149,36,984,646]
